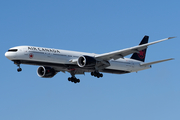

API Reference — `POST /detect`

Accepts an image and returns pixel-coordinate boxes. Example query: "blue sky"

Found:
[1,0,180,120]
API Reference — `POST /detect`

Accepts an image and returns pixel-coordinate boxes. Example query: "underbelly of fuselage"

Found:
[12,59,130,74]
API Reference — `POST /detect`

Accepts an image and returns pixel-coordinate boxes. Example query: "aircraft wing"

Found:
[95,37,175,61]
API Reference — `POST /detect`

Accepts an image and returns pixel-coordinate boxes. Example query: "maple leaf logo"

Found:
[138,50,145,59]
[29,53,33,59]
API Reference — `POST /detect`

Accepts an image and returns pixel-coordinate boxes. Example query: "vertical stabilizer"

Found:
[130,36,149,62]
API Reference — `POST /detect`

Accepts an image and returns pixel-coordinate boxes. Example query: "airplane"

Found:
[5,36,174,83]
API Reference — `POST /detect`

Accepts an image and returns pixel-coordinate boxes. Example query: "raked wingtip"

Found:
[168,36,176,39]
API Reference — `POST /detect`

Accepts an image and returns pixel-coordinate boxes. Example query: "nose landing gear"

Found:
[14,61,22,72]
[17,67,22,72]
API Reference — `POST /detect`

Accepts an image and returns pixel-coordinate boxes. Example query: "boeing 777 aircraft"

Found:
[5,36,174,83]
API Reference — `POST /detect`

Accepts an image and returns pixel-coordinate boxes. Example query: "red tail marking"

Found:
[138,50,145,59]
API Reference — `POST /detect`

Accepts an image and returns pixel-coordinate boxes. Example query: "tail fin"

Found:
[131,35,149,62]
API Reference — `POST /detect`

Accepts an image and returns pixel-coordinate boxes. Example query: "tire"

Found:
[17,68,22,72]
[91,72,94,76]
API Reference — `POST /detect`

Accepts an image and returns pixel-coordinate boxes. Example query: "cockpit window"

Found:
[8,49,18,52]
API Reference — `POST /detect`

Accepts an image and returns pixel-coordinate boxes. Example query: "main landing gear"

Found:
[14,61,22,72]
[68,77,80,83]
[68,70,80,84]
[91,71,103,78]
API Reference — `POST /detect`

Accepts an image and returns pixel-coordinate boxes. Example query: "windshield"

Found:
[8,49,18,52]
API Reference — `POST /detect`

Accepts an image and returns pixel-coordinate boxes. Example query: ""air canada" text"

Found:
[28,47,60,53]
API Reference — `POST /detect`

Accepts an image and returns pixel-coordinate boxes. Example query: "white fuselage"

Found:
[5,46,151,74]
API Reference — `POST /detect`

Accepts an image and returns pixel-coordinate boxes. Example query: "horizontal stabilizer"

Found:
[140,58,174,66]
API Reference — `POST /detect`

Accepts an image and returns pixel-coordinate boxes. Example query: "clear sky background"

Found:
[1,0,180,120]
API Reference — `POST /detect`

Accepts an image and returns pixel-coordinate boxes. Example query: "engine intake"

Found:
[77,55,96,67]
[37,66,56,78]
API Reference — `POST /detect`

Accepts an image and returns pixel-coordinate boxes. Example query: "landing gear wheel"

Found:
[17,68,22,72]
[91,72,94,76]
[76,79,80,83]
[15,61,22,72]
[68,77,80,84]
[91,71,103,78]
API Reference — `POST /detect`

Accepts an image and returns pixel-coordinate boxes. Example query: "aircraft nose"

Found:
[5,52,15,60]
[5,52,10,59]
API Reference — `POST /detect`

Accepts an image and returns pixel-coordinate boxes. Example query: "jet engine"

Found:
[37,66,56,78]
[77,55,97,67]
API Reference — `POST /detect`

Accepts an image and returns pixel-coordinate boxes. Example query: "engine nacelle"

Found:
[37,66,56,78]
[77,55,97,67]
